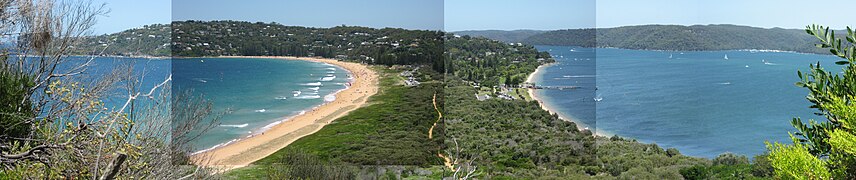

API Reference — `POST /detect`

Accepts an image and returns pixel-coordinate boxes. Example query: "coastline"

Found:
[526,63,595,133]
[191,56,379,171]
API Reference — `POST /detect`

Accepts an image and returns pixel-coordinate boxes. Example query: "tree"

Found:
[0,0,219,179]
[767,24,856,179]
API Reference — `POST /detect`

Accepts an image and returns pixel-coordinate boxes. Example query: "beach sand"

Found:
[192,56,378,171]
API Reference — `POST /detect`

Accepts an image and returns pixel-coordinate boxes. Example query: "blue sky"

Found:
[91,0,852,34]
[172,0,443,31]
[91,0,170,35]
[445,0,596,31]
[597,0,853,29]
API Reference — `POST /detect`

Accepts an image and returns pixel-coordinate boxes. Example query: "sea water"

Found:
[533,45,841,158]
[172,58,350,152]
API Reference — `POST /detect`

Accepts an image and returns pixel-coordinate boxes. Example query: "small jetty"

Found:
[522,83,580,90]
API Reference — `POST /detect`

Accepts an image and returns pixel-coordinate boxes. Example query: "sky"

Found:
[91,0,853,34]
[91,0,170,35]
[444,0,596,32]
[596,0,853,29]
[172,0,443,31]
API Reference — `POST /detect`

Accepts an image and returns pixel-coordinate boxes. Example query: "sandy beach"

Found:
[192,56,378,170]
[526,63,593,132]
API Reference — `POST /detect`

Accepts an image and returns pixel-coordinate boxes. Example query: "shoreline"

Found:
[191,56,379,171]
[526,62,596,134]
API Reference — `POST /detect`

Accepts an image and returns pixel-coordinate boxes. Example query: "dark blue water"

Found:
[533,45,841,158]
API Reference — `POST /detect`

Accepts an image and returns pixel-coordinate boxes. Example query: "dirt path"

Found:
[428,93,455,170]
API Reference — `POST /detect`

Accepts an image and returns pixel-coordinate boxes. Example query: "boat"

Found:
[292,90,302,97]
[594,95,603,102]
[724,54,729,60]
[669,54,673,59]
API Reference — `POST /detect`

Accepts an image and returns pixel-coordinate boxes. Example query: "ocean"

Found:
[532,45,841,158]
[172,57,351,152]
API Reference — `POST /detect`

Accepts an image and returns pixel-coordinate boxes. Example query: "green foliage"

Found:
[713,153,750,166]
[446,35,554,87]
[523,24,837,54]
[0,58,36,139]
[768,136,831,180]
[171,21,446,72]
[750,154,774,177]
[452,30,546,43]
[263,149,358,180]
[74,24,171,56]
[679,154,772,180]
[767,24,856,179]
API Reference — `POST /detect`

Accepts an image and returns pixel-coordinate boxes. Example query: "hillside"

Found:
[452,30,545,43]
[171,20,445,72]
[74,24,170,56]
[523,24,832,54]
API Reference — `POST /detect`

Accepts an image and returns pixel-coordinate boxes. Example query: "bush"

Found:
[0,60,36,139]
[713,153,750,166]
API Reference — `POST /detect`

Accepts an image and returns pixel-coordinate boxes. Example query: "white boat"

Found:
[292,90,302,97]
[594,95,603,102]
[669,54,673,59]
[724,54,729,60]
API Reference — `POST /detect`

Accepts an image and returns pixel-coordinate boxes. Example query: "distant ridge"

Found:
[452,29,545,43]
[457,24,842,54]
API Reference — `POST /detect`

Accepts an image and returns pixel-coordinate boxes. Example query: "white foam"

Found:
[327,71,336,74]
[295,95,321,99]
[303,82,323,86]
[293,90,302,97]
[192,138,239,155]
[255,109,266,113]
[308,87,320,91]
[563,75,595,78]
[220,123,249,128]
[275,96,288,100]
[320,75,336,81]
[326,67,336,71]
[324,94,336,102]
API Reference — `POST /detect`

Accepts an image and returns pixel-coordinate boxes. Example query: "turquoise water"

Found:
[533,45,841,158]
[172,58,351,152]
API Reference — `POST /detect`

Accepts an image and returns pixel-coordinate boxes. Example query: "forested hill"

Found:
[452,30,545,43]
[171,20,445,71]
[76,21,445,72]
[73,24,170,56]
[460,24,837,54]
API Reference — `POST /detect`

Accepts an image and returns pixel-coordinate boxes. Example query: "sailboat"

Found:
[724,54,729,60]
[669,54,673,59]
